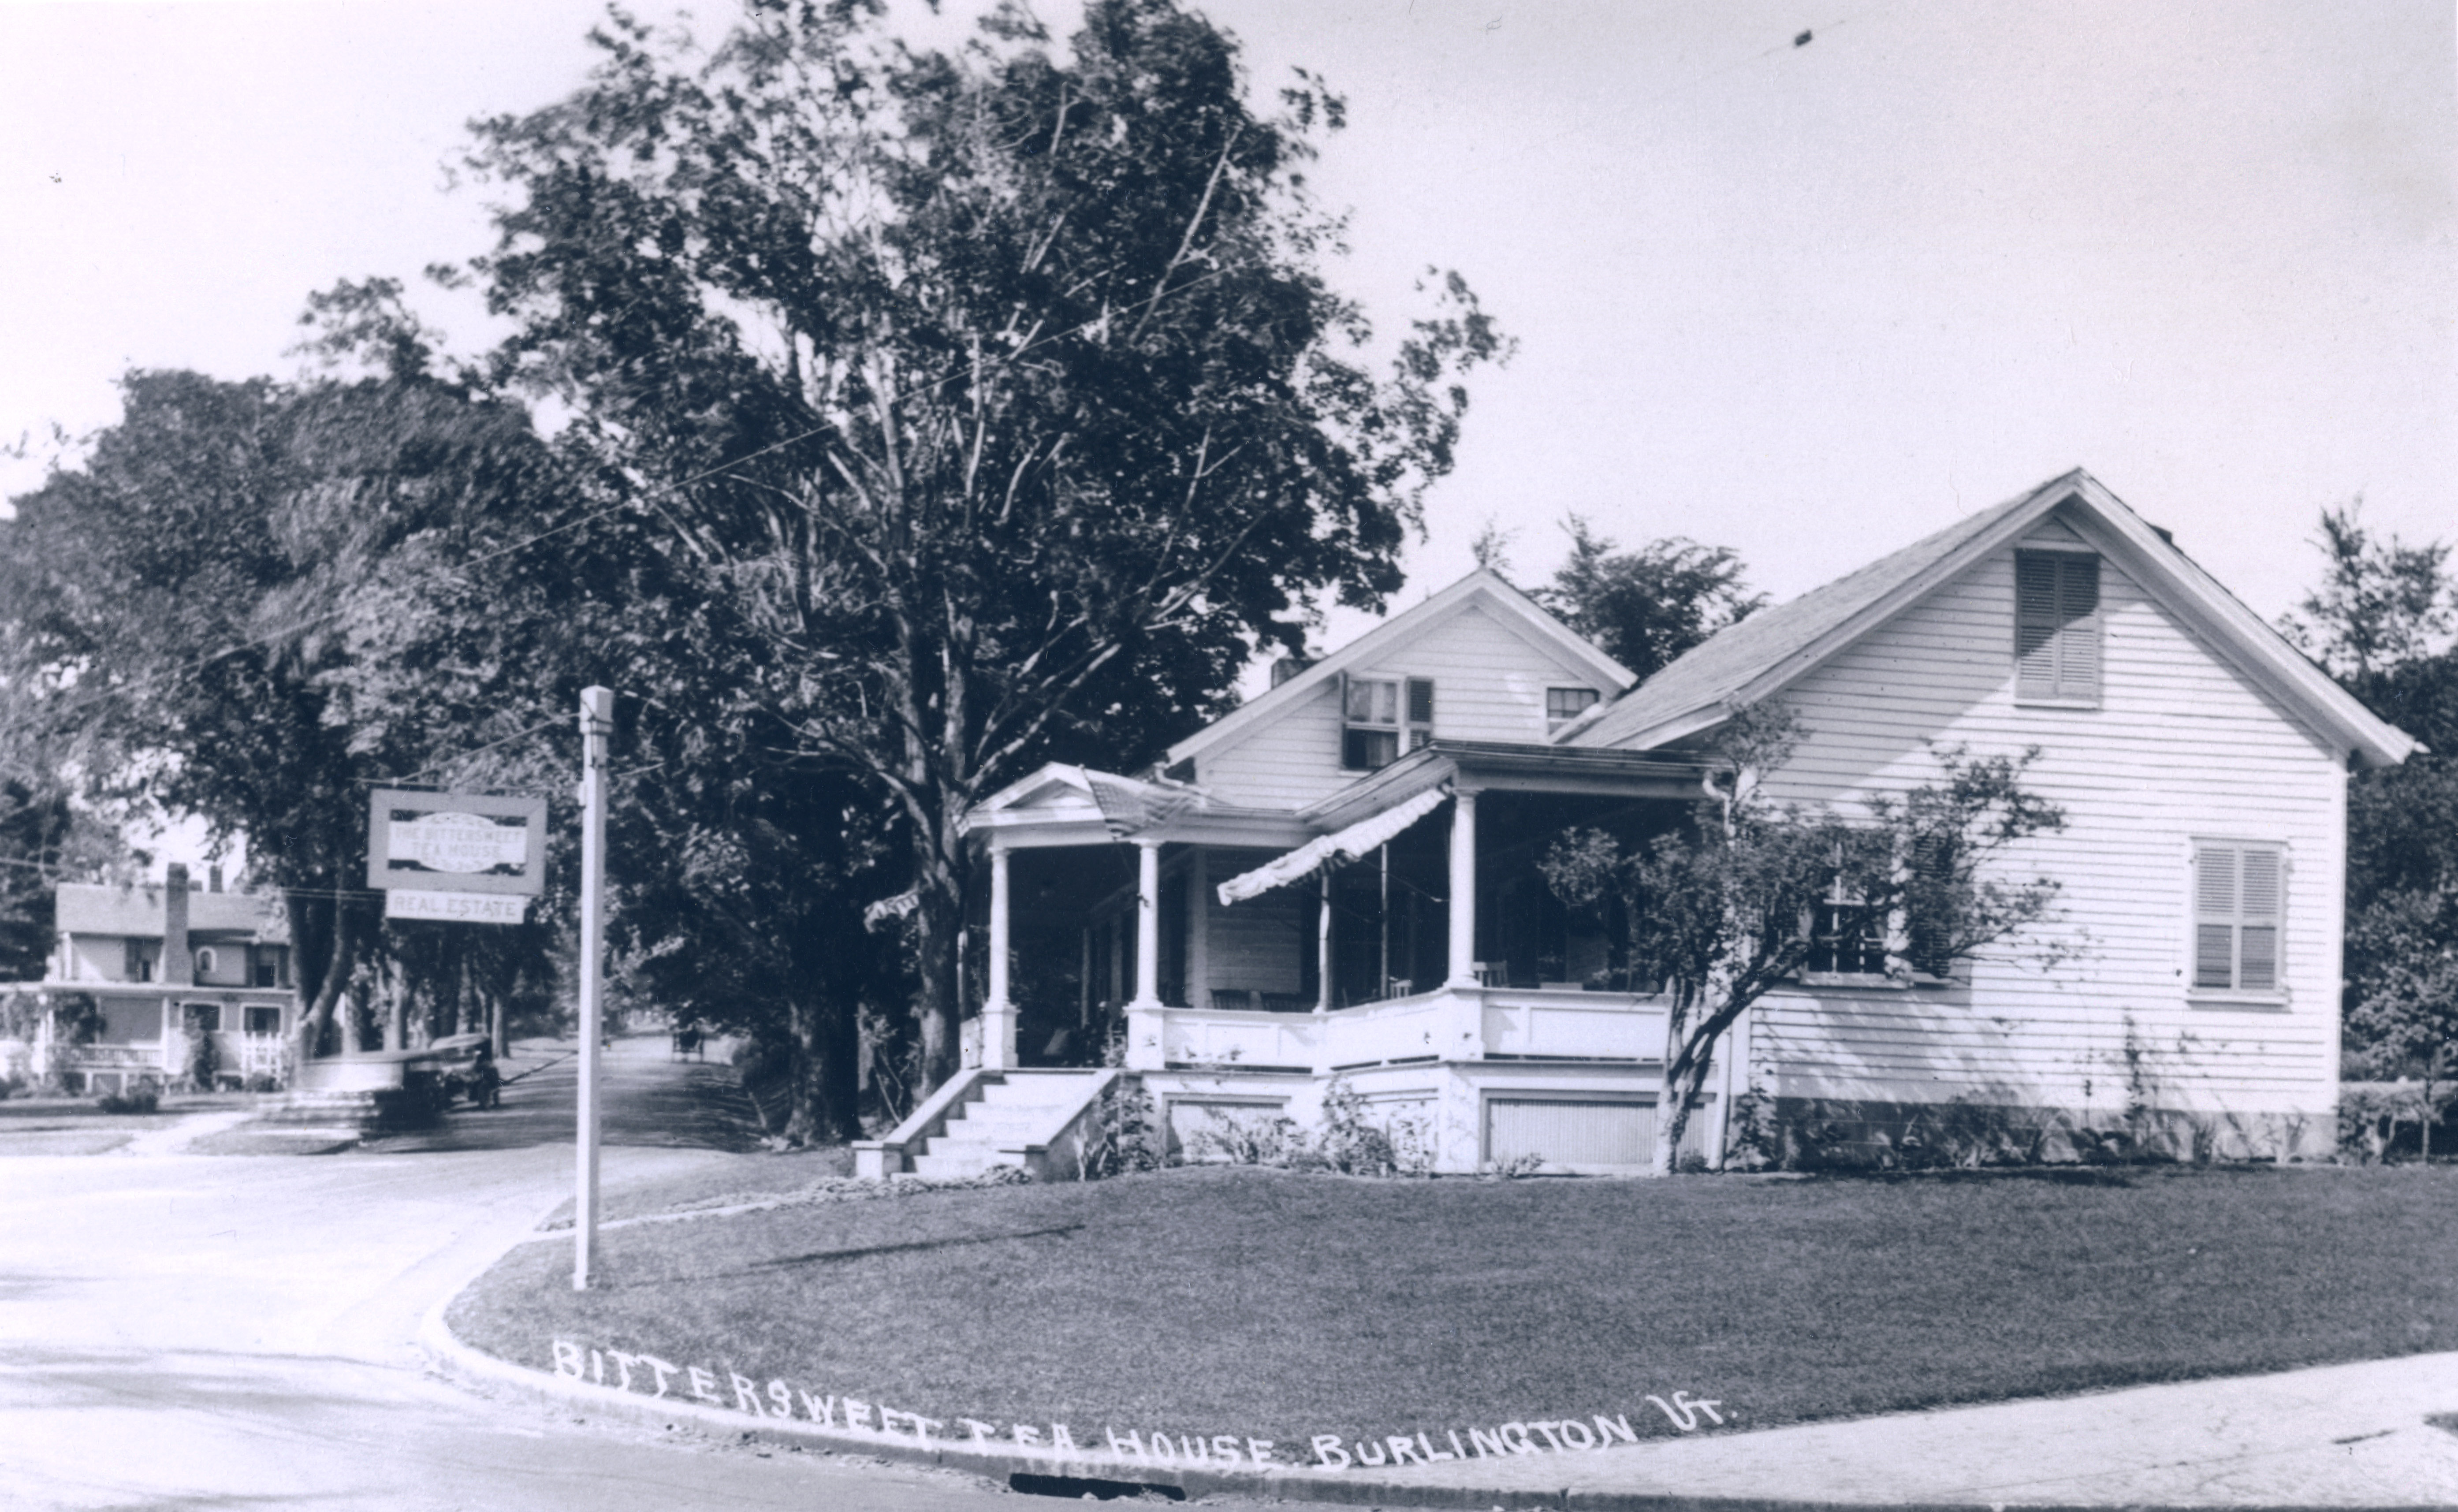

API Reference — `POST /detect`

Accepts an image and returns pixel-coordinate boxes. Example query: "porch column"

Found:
[1187,850,1210,1013]
[980,840,1017,1070]
[1445,790,1480,988]
[1315,873,1334,1013]
[1124,839,1166,1069]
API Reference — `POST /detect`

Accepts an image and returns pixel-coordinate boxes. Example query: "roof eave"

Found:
[1166,571,1636,768]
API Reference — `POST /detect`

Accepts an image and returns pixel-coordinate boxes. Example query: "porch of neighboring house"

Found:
[904,745,1746,1176]
[9,987,294,1094]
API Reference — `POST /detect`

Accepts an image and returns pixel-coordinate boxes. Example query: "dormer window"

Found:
[1342,675,1433,771]
[2014,550,2101,704]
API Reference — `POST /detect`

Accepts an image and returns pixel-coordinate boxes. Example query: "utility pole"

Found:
[574,685,614,1290]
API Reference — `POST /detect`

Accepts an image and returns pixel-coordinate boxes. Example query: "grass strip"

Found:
[451,1162,2458,1450]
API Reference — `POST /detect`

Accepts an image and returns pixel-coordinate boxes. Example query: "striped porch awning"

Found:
[1215,785,1451,906]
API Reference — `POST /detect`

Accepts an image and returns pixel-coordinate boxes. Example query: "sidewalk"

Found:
[1341,1349,2458,1507]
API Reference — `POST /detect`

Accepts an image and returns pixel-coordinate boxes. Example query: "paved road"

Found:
[0,1037,1022,1512]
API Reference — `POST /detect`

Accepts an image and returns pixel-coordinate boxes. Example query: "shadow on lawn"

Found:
[1834,1163,2309,1188]
[611,1222,1084,1289]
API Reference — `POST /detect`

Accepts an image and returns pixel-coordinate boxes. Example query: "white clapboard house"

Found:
[1,864,299,1093]
[855,470,2416,1179]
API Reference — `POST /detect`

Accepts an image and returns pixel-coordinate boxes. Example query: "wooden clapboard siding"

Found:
[1743,538,2346,1116]
[1197,601,1608,809]
[1193,679,1348,811]
[1199,848,1311,998]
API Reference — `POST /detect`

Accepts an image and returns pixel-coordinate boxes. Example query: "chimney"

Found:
[209,864,223,894]
[162,864,193,987]
[1269,655,1309,688]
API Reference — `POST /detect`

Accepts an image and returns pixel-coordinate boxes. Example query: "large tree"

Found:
[2287,503,2458,1145]
[456,0,1505,1091]
[1537,518,1765,683]
[0,365,574,1059]
[1540,708,2065,1174]
[2281,500,2453,682]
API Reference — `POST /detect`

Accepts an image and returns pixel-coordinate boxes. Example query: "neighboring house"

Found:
[858,469,2416,1179]
[3,864,299,1092]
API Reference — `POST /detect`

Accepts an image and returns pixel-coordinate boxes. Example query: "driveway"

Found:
[0,1036,1021,1511]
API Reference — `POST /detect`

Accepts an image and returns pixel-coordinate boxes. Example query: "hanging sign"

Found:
[384,890,529,925]
[367,789,548,897]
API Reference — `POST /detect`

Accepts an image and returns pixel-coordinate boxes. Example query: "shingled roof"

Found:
[54,883,288,941]
[1564,468,2417,768]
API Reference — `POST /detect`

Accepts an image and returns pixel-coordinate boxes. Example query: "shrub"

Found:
[97,1087,159,1115]
[1193,1076,1434,1178]
[1075,1075,1162,1179]
[185,1026,220,1092]
[1190,1106,1300,1166]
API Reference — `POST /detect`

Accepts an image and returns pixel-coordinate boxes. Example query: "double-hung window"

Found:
[1545,686,1600,734]
[2014,550,2102,704]
[2191,841,2283,996]
[1341,675,1433,771]
[1804,872,1888,977]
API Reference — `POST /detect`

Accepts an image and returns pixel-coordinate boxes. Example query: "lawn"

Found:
[450,1163,2458,1460]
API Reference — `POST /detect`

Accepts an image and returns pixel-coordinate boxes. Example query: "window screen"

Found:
[2193,842,2282,992]
[2015,551,2101,701]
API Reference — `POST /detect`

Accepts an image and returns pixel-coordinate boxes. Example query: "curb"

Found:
[409,1303,1987,1512]
[415,1315,2458,1512]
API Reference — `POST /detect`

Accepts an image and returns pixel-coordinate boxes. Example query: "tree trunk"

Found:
[781,994,864,1146]
[913,899,961,1094]
[290,902,361,1065]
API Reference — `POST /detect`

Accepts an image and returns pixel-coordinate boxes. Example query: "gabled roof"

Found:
[1164,569,1637,769]
[55,883,288,941]
[1568,469,2418,769]
[963,762,1315,849]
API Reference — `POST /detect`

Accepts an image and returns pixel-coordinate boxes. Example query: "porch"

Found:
[960,742,1717,1068]
[3,983,298,1092]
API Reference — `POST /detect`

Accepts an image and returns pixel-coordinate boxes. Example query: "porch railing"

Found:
[1481,988,1668,1060]
[1152,984,1666,1072]
[57,1042,167,1072]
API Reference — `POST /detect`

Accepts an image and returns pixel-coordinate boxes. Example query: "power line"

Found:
[356,716,567,787]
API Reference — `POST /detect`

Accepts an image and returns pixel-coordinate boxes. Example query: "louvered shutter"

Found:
[2193,845,2238,988]
[2015,554,2062,697]
[2237,848,2280,991]
[2054,555,2100,692]
[1406,677,1434,751]
[2015,551,2101,700]
[2193,842,2284,992]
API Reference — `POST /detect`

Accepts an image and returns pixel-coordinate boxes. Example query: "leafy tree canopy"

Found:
[1537,517,1764,683]
[453,0,1508,1089]
[0,365,574,1050]
[2281,499,2454,681]
[2293,502,2458,1115]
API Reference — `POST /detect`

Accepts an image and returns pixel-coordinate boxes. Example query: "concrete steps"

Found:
[908,1070,1104,1178]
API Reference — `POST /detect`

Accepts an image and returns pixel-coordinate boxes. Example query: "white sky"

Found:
[4,0,2452,864]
